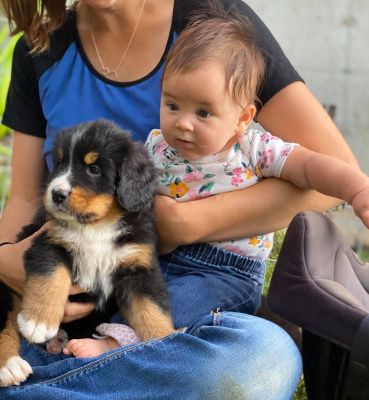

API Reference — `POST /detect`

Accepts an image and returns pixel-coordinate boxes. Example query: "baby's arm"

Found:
[281,147,369,227]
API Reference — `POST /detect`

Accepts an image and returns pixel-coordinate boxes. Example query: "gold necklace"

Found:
[87,0,147,79]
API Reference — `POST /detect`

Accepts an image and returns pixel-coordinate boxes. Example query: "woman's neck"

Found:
[76,0,174,82]
[77,0,163,32]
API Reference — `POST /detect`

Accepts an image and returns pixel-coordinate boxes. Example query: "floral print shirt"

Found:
[145,129,298,260]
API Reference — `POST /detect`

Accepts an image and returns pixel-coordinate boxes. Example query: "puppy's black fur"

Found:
[0,120,174,387]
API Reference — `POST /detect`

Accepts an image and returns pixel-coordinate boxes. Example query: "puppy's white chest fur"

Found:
[52,222,125,303]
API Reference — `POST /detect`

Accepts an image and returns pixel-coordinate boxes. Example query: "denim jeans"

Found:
[160,243,266,327]
[1,244,302,399]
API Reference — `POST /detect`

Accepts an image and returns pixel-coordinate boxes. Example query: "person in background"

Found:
[0,0,359,398]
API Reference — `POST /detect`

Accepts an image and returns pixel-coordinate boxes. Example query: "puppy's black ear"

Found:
[117,142,158,212]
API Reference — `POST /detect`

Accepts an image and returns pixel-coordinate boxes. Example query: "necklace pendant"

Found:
[102,67,118,79]
[102,67,111,76]
[89,0,146,82]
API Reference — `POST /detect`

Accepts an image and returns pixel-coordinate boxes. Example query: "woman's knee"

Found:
[246,316,302,399]
[187,312,302,399]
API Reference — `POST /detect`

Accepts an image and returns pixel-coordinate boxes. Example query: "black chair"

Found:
[268,211,369,400]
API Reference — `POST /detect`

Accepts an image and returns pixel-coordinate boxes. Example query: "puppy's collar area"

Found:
[51,212,99,226]
[75,212,98,224]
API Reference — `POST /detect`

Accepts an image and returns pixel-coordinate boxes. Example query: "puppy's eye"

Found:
[87,164,101,176]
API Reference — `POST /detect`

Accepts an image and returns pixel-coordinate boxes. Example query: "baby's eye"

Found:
[167,103,178,111]
[197,109,211,119]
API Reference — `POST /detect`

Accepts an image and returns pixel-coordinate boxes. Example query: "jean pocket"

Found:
[211,274,262,316]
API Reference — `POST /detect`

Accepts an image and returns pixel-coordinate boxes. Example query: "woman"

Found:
[0,0,358,398]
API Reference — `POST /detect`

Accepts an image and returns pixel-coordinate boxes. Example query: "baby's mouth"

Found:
[176,138,194,149]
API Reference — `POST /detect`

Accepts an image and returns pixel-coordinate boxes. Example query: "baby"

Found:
[64,12,369,358]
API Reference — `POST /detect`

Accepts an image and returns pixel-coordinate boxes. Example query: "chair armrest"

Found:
[268,211,369,349]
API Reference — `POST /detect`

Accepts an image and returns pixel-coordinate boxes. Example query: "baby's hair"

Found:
[163,3,265,108]
[0,0,68,52]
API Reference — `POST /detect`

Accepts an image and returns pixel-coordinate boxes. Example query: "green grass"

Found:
[0,166,10,211]
[0,136,11,212]
[358,247,369,262]
[263,229,286,296]
[262,230,309,399]
[294,380,308,400]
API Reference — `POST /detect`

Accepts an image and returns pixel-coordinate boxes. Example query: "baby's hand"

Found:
[350,186,369,229]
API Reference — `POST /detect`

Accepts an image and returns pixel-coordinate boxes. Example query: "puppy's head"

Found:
[45,119,157,224]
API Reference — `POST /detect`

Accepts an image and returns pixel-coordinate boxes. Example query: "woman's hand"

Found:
[154,195,191,254]
[0,244,94,323]
[0,132,46,294]
[62,286,95,323]
[0,221,51,295]
[0,242,26,295]
[0,231,94,322]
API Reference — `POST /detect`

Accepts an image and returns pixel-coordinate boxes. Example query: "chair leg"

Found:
[302,330,350,400]
[342,315,369,400]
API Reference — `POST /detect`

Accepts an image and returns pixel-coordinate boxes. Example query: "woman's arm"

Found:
[155,82,360,253]
[0,132,46,293]
[0,132,95,319]
[0,133,47,241]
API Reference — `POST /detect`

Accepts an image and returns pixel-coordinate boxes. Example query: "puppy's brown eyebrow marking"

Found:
[84,152,99,165]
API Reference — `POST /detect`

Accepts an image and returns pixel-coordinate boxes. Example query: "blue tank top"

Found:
[39,30,174,169]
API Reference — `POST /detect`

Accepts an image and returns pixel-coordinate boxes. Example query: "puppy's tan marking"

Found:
[123,296,174,341]
[94,199,124,225]
[0,295,21,367]
[84,152,99,165]
[22,266,72,328]
[120,244,155,270]
[69,187,116,219]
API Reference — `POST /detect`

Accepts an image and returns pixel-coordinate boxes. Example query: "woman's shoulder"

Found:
[173,0,264,32]
[174,0,240,31]
[13,9,77,80]
[48,9,77,55]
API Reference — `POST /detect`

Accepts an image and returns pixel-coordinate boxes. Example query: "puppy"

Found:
[0,120,174,387]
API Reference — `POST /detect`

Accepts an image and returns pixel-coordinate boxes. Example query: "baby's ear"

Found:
[236,104,256,136]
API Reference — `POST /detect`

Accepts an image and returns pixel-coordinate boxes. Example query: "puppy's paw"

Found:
[0,356,33,387]
[17,312,59,343]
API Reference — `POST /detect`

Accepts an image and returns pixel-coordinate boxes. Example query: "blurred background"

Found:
[247,0,369,252]
[247,0,369,174]
[0,13,17,213]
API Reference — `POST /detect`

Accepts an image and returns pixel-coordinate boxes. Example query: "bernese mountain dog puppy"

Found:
[0,119,174,387]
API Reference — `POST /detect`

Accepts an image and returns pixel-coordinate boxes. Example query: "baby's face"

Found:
[160,61,244,160]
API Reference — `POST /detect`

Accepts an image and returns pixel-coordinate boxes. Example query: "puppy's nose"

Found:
[51,188,70,205]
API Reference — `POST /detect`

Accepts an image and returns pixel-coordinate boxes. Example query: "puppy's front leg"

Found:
[123,295,175,341]
[18,266,72,344]
[114,243,175,341]
[0,293,32,387]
